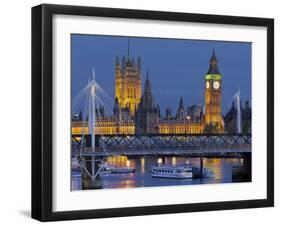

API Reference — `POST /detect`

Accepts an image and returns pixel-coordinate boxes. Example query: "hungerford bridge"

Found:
[72,133,251,157]
[72,71,251,159]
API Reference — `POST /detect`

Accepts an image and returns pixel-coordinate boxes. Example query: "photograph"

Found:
[30,3,274,221]
[71,34,252,190]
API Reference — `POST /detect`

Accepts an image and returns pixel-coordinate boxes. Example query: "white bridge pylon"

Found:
[87,68,102,180]
[74,67,110,181]
[233,85,242,134]
[88,68,96,150]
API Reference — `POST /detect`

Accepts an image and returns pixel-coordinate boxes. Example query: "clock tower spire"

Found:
[204,49,224,132]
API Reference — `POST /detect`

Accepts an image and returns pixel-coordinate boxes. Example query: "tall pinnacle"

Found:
[179,97,184,109]
[127,38,130,57]
[207,49,220,74]
[115,56,120,65]
[211,48,217,62]
[144,70,151,94]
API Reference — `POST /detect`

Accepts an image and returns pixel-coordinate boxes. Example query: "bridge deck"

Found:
[72,147,251,157]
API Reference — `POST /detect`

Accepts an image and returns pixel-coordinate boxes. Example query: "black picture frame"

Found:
[32,4,274,222]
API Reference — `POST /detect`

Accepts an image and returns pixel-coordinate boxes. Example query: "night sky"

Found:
[71,34,251,115]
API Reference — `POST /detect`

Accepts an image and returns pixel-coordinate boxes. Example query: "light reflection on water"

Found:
[72,155,251,190]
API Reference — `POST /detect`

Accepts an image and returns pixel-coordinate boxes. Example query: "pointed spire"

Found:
[211,48,217,62]
[115,56,120,65]
[144,70,151,94]
[115,56,121,75]
[127,38,130,57]
[179,97,184,109]
[207,48,220,74]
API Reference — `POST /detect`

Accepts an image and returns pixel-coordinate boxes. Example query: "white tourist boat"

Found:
[151,164,193,179]
[99,165,135,175]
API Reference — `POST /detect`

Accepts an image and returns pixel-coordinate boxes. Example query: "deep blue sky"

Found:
[71,34,251,115]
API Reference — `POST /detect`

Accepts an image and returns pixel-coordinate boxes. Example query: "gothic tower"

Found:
[114,54,142,117]
[204,49,224,132]
[135,71,160,134]
[176,97,185,119]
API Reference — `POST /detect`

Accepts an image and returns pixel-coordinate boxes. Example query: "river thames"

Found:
[71,155,251,190]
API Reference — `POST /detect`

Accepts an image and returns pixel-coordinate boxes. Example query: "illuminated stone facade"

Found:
[159,97,204,134]
[159,119,204,134]
[72,116,135,135]
[115,56,142,116]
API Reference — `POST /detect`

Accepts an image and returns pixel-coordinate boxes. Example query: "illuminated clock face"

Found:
[206,81,210,89]
[213,81,220,89]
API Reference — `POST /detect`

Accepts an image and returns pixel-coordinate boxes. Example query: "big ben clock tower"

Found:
[204,49,224,132]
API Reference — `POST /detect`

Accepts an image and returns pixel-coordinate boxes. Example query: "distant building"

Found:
[159,97,204,134]
[165,108,172,119]
[187,105,203,122]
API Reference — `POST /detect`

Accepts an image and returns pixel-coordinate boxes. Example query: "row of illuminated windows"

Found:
[95,126,135,134]
[127,88,136,98]
[152,168,175,174]
[72,126,135,135]
[159,126,203,134]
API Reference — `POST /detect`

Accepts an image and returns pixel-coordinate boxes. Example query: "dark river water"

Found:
[71,155,251,190]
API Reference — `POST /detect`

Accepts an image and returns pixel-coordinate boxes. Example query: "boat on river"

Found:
[99,165,135,175]
[151,164,193,179]
[151,164,214,179]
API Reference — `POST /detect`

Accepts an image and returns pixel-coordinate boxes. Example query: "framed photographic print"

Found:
[32,4,274,221]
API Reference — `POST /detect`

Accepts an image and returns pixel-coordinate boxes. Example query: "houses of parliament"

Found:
[72,49,238,135]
